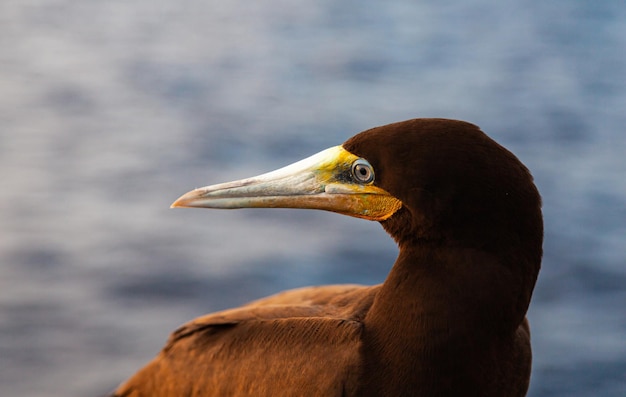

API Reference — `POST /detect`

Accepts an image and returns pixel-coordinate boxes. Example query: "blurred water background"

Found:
[1,1,625,396]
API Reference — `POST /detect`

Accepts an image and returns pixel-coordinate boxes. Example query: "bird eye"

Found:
[351,159,375,184]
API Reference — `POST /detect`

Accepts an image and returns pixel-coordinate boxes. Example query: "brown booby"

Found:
[110,118,543,397]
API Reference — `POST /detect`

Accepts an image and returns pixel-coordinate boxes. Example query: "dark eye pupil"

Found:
[359,167,367,175]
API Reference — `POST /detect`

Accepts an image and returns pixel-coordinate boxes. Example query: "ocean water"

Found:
[1,1,625,396]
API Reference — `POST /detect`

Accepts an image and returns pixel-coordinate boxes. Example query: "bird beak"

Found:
[171,146,402,221]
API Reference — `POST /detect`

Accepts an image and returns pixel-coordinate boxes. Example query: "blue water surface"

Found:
[1,1,625,396]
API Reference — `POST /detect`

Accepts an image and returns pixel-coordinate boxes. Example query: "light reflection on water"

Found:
[1,1,625,396]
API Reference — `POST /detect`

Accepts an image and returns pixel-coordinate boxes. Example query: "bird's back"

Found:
[112,285,378,397]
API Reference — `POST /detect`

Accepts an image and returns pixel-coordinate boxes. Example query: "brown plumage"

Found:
[111,119,543,397]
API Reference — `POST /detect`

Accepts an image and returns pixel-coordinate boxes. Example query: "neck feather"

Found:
[359,244,528,396]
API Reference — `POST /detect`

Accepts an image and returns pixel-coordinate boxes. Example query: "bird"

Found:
[110,118,543,397]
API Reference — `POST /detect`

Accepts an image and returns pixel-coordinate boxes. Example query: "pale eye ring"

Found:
[351,159,375,184]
